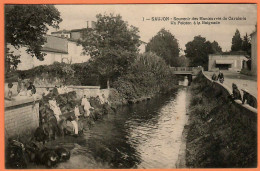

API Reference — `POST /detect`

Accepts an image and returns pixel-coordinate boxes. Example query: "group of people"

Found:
[211,71,256,108]
[42,85,69,97]
[211,71,224,83]
[43,86,110,136]
[6,78,36,100]
[81,93,110,117]
[231,83,257,108]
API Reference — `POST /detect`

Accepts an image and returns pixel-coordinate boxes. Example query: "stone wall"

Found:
[5,98,40,139]
[36,86,110,101]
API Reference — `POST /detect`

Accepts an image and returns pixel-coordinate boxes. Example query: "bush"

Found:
[9,62,100,86]
[112,52,178,101]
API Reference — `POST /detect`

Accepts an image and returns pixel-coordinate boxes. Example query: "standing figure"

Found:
[74,104,81,121]
[17,81,27,96]
[17,76,22,94]
[242,89,257,108]
[27,81,36,94]
[218,71,224,83]
[49,97,62,122]
[231,83,242,100]
[81,95,93,117]
[6,83,13,100]
[211,73,218,81]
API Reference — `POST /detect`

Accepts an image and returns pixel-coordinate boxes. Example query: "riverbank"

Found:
[5,81,182,169]
[185,73,257,168]
[108,83,180,107]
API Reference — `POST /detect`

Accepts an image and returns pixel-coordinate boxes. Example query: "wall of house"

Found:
[7,35,90,71]
[251,32,257,76]
[5,98,40,138]
[33,52,65,67]
[7,45,34,70]
[66,41,90,64]
[71,32,81,40]
[208,55,246,71]
[8,43,67,71]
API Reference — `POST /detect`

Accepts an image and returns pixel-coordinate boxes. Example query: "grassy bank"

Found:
[185,73,257,168]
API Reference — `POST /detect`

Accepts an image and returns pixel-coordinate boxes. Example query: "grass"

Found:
[185,73,257,168]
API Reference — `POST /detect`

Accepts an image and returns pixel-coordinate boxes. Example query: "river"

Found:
[42,79,191,169]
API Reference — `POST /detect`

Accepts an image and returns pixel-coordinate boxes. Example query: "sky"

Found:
[48,4,257,53]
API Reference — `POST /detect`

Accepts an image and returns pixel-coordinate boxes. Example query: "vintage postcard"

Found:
[3,3,258,169]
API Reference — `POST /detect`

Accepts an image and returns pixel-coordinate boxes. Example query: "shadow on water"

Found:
[54,86,189,169]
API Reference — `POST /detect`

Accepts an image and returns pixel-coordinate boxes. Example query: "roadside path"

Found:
[204,71,257,99]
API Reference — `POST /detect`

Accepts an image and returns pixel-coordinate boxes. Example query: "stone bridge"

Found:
[170,67,203,76]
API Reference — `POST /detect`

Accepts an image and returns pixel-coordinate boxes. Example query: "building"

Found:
[139,41,147,53]
[250,31,257,76]
[208,51,248,72]
[51,21,96,41]
[8,35,90,70]
[69,28,89,41]
[51,29,71,39]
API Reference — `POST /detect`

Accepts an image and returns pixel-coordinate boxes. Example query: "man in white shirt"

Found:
[81,95,93,117]
[49,98,62,122]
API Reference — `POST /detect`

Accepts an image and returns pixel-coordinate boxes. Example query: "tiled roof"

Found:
[70,28,90,32]
[41,47,68,54]
[51,29,71,34]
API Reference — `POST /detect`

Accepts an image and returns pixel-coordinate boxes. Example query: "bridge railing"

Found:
[171,67,193,71]
[170,66,203,75]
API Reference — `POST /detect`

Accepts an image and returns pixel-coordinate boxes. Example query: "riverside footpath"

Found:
[204,71,257,100]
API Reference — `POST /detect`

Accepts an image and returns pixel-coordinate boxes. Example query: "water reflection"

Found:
[56,87,189,169]
[178,76,189,86]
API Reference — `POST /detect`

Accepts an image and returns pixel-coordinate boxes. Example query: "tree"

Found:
[176,55,189,67]
[242,33,251,56]
[231,29,243,51]
[5,5,62,72]
[211,41,222,54]
[145,28,180,66]
[184,35,214,70]
[5,47,21,73]
[80,13,141,88]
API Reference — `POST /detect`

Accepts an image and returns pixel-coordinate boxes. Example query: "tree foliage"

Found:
[242,33,251,56]
[211,41,222,54]
[5,47,21,73]
[145,28,180,66]
[80,13,141,87]
[177,55,190,67]
[231,29,243,51]
[185,35,222,70]
[112,52,177,100]
[5,5,62,60]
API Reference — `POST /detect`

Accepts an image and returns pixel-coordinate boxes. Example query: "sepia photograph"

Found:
[4,3,257,169]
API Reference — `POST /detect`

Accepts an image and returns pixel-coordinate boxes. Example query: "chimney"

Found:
[86,21,89,28]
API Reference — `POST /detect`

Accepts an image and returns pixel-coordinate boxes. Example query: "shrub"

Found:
[10,61,100,86]
[112,52,178,100]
